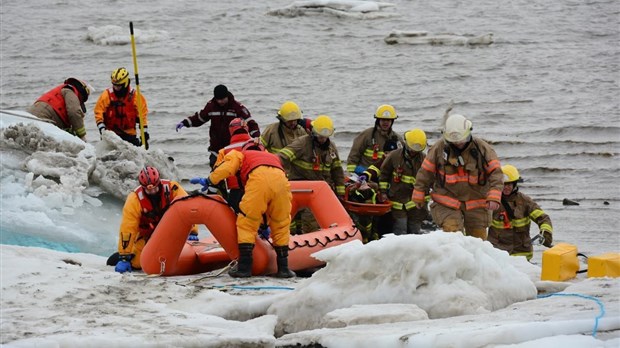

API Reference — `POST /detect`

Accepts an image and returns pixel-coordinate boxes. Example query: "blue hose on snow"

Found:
[537,292,605,337]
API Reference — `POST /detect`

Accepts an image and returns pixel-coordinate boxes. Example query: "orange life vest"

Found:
[104,88,138,131]
[239,149,284,186]
[134,180,172,240]
[36,84,79,127]
[222,133,252,189]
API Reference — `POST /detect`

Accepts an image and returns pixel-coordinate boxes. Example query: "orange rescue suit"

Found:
[209,149,292,247]
[118,180,197,269]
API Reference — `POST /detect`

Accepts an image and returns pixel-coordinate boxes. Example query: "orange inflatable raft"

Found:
[141,180,361,276]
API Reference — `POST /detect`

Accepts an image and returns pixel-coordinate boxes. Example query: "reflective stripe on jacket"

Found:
[278,135,345,195]
[379,148,425,210]
[183,92,259,152]
[260,121,306,154]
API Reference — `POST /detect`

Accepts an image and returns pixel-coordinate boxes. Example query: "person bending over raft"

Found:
[191,141,295,278]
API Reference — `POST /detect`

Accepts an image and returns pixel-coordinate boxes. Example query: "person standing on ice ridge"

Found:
[488,164,553,260]
[28,77,91,141]
[176,84,260,169]
[412,113,503,240]
[190,141,295,278]
[112,166,198,273]
[94,67,149,147]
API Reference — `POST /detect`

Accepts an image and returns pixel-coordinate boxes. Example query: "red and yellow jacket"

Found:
[94,88,148,136]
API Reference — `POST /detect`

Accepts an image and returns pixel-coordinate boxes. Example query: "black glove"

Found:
[542,230,553,247]
[143,131,150,150]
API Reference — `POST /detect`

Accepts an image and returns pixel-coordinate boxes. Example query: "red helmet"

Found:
[241,140,265,152]
[138,166,160,187]
[229,118,249,136]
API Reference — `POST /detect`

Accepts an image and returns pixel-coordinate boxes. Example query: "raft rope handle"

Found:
[176,260,238,286]
[146,257,167,278]
[537,292,606,337]
[289,227,360,250]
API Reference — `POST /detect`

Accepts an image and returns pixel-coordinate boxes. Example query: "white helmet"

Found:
[443,114,473,143]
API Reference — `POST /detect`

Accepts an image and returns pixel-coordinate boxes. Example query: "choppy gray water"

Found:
[2,0,619,254]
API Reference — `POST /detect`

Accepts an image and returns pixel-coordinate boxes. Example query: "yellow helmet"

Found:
[311,115,334,137]
[374,104,398,120]
[404,129,427,152]
[111,67,130,88]
[443,114,472,143]
[501,164,523,183]
[277,101,302,121]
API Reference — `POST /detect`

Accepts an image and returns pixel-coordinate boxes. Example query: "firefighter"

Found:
[191,141,295,278]
[279,115,345,234]
[346,104,402,176]
[112,166,198,273]
[412,113,503,240]
[379,129,428,235]
[260,101,309,154]
[488,164,553,260]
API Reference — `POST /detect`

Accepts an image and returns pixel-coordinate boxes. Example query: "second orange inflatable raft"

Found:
[141,180,361,276]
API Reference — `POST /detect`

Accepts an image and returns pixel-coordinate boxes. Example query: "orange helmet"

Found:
[229,117,249,136]
[138,166,160,188]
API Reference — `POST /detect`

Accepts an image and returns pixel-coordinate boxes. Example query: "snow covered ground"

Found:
[1,113,619,347]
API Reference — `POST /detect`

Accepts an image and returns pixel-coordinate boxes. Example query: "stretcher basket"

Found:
[341,184,392,216]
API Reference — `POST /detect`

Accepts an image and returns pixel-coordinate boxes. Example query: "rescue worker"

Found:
[176,84,260,169]
[190,141,295,278]
[279,115,345,196]
[346,104,402,176]
[488,164,553,260]
[213,118,253,213]
[28,77,91,141]
[94,67,149,147]
[279,115,346,233]
[379,129,428,235]
[260,101,308,154]
[113,166,198,273]
[412,113,503,240]
[352,140,399,242]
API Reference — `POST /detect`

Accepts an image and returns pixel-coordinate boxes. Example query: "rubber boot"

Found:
[229,243,254,278]
[274,246,296,278]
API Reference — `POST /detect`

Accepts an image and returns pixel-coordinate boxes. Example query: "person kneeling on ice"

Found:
[190,141,296,278]
[110,166,199,273]
[487,164,553,260]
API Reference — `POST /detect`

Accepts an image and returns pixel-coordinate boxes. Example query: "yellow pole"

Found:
[129,22,148,150]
